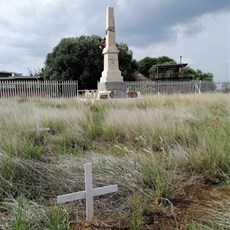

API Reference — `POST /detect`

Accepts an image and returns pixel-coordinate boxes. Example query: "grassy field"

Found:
[0,94,230,229]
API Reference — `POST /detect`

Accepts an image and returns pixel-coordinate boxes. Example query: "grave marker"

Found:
[33,117,50,132]
[57,163,118,221]
[98,6,126,98]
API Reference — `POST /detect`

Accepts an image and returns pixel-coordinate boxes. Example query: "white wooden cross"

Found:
[57,163,118,221]
[34,117,50,132]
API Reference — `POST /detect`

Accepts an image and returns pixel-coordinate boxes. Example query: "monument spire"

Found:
[98,6,126,98]
[100,6,123,82]
[105,6,115,47]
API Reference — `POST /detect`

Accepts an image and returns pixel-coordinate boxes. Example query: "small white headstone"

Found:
[57,163,118,221]
[33,117,50,132]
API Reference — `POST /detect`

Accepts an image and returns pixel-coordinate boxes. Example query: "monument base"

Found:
[98,82,127,98]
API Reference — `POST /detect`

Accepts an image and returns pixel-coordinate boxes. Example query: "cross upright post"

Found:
[57,163,118,221]
[84,163,94,221]
[34,117,50,132]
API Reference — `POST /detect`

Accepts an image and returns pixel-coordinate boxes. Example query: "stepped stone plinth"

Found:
[98,6,126,98]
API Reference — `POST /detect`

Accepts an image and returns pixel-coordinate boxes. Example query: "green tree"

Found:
[118,43,138,81]
[41,35,103,89]
[137,57,157,77]
[138,56,214,81]
[183,66,196,78]
[156,56,176,64]
[194,69,213,81]
[183,67,214,81]
[149,60,177,79]
[41,35,137,89]
[137,56,175,77]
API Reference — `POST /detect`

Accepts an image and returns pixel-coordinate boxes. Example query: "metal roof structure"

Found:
[155,63,190,80]
[156,63,188,73]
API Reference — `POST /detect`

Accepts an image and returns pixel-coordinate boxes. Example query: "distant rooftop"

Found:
[155,63,190,80]
[156,63,188,72]
[0,70,22,77]
[0,70,41,80]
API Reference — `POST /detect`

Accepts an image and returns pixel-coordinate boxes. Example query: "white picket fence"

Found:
[0,80,229,98]
[126,81,205,94]
[126,81,230,94]
[0,80,78,98]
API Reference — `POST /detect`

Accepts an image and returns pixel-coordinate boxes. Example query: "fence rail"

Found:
[0,80,229,98]
[0,80,78,98]
[126,81,230,94]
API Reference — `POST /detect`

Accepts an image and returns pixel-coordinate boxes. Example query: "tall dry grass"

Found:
[0,94,230,229]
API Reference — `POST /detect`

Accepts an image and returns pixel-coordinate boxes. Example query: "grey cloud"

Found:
[116,0,229,47]
[0,0,229,76]
[0,0,117,72]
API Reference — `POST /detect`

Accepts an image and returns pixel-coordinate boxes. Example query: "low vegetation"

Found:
[0,94,230,229]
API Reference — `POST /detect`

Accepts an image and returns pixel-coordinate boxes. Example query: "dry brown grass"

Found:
[0,94,230,229]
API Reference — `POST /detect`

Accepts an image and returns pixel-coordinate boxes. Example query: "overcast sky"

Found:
[0,0,229,81]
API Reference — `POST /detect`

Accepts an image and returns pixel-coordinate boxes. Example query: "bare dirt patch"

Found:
[68,182,230,229]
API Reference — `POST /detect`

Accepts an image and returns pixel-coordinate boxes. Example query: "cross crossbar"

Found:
[57,163,118,221]
[57,185,117,204]
[34,119,50,132]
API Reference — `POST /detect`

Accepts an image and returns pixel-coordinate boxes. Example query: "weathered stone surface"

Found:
[99,6,123,84]
[98,81,126,98]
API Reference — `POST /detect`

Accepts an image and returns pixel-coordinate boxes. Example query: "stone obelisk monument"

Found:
[98,6,126,98]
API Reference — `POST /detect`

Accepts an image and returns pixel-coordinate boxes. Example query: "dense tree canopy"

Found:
[41,35,137,89]
[137,56,175,77]
[117,43,138,81]
[137,56,214,81]
[182,66,214,80]
[41,35,213,87]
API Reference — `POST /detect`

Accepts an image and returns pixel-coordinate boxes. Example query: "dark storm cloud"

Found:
[0,0,229,78]
[115,0,229,47]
